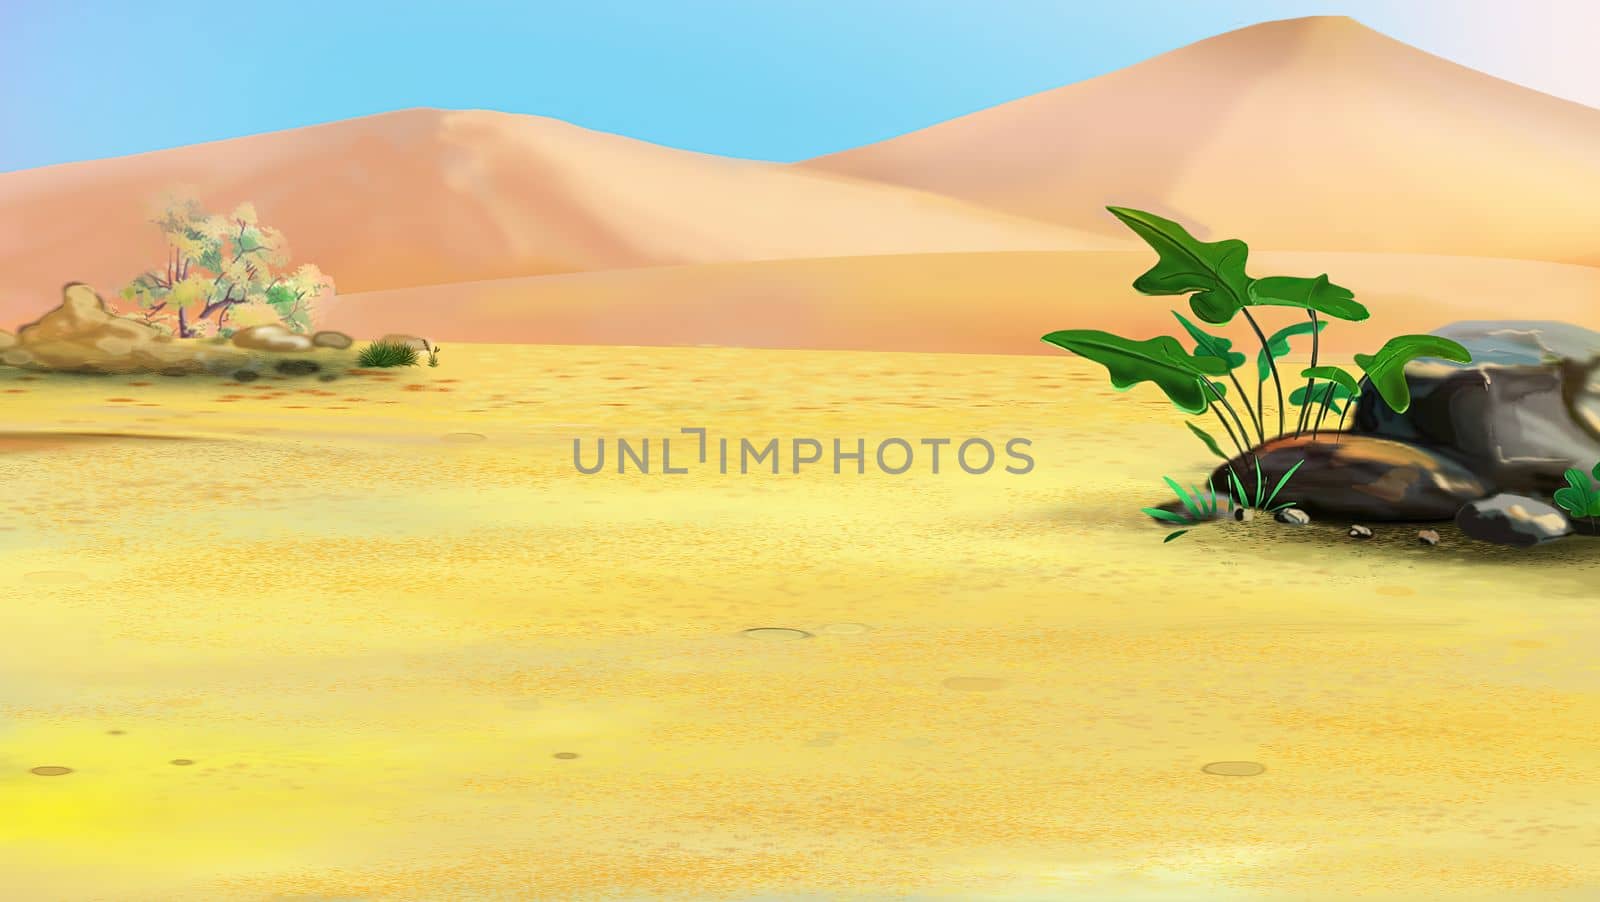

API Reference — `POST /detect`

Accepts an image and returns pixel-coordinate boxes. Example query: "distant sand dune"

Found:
[805,17,1600,266]
[319,250,1600,355]
[0,110,1114,323]
[5,16,1600,350]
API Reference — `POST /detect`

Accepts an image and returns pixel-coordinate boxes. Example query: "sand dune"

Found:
[805,16,1600,266]
[5,16,1600,352]
[320,250,1600,356]
[0,109,1114,323]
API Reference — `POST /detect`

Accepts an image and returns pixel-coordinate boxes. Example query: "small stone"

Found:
[1456,493,1573,547]
[552,752,580,760]
[169,758,195,766]
[1417,529,1441,546]
[232,369,260,382]
[1275,508,1311,525]
[1349,525,1374,539]
[1232,507,1254,522]
[233,324,313,352]
[274,359,321,376]
[380,333,430,350]
[317,372,338,382]
[29,765,73,776]
[311,331,353,349]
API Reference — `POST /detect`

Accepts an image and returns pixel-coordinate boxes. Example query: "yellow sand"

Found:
[2,346,1597,901]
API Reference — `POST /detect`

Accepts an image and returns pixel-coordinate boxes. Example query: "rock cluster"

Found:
[1165,321,1600,548]
[1,284,357,377]
[0,284,243,374]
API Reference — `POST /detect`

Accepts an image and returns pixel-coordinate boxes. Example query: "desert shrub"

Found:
[114,195,332,338]
[358,340,419,368]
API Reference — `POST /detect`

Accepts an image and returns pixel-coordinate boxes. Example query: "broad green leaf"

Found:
[1107,206,1252,324]
[1042,329,1229,414]
[1172,311,1246,370]
[1256,320,1329,381]
[1300,365,1363,398]
[1354,335,1473,414]
[1248,274,1369,322]
[1186,421,1227,459]
[1290,381,1352,414]
[1553,468,1600,518]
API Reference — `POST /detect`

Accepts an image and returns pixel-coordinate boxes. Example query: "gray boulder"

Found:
[1354,321,1600,494]
[1455,493,1573,547]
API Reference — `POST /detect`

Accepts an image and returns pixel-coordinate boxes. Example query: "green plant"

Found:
[1554,463,1600,531]
[1043,207,1474,448]
[424,342,441,367]
[1224,457,1304,514]
[358,340,419,368]
[1142,476,1226,543]
[1042,206,1471,541]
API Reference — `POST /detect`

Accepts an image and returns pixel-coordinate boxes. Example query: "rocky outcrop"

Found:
[1354,321,1600,494]
[1455,494,1573,547]
[1206,434,1491,521]
[1,283,245,374]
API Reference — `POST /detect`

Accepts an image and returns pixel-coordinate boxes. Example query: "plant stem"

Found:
[1242,309,1285,439]
[1210,404,1246,459]
[1296,311,1320,437]
[1224,369,1267,447]
[1312,387,1336,438]
[1200,380,1249,459]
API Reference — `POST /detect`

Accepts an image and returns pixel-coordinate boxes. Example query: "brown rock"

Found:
[1208,435,1490,522]
[1417,529,1441,546]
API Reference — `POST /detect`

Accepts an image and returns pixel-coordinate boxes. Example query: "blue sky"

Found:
[0,0,1593,172]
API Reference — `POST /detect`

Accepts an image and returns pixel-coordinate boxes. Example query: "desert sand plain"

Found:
[4,12,1600,900]
[3,347,1598,901]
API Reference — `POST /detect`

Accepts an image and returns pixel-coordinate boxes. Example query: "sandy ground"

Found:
[2,346,1598,901]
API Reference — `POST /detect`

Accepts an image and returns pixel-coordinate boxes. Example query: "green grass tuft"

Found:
[358,340,419,368]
